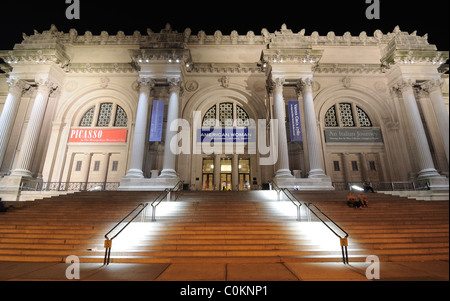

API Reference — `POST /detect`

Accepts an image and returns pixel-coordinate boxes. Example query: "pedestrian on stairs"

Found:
[359,192,369,208]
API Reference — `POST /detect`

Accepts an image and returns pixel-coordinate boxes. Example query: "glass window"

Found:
[333,161,340,171]
[112,161,119,172]
[75,161,82,171]
[80,107,95,127]
[339,103,355,127]
[325,105,338,127]
[357,106,372,127]
[97,103,113,127]
[236,105,250,127]
[219,103,234,127]
[93,161,100,172]
[202,106,216,127]
[114,105,128,127]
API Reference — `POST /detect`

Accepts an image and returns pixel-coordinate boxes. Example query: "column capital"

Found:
[168,77,182,94]
[138,77,155,94]
[6,78,30,94]
[35,77,58,94]
[421,78,444,94]
[296,78,314,94]
[392,79,415,93]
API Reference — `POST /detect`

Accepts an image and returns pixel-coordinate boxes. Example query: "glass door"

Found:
[220,158,232,191]
[202,158,214,191]
[238,158,251,190]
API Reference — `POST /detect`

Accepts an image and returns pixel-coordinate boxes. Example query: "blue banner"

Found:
[288,100,303,142]
[198,128,255,143]
[149,100,165,142]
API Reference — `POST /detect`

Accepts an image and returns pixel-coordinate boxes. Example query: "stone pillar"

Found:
[423,79,449,163]
[11,79,56,178]
[81,153,92,188]
[232,154,239,190]
[272,77,292,178]
[0,79,27,167]
[160,78,181,178]
[299,78,327,178]
[125,78,153,178]
[394,79,440,178]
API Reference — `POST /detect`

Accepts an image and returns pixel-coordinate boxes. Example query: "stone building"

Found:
[0,24,448,201]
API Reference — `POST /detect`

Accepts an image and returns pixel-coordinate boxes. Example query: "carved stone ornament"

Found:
[185,80,199,92]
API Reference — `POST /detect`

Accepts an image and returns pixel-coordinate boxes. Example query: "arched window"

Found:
[79,102,128,127]
[202,102,250,128]
[324,102,372,128]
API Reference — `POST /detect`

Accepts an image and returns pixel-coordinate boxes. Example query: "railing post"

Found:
[340,237,349,264]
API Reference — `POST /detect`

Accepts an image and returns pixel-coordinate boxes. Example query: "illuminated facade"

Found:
[0,24,448,201]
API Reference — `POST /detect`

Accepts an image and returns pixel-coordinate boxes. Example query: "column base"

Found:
[10,169,33,178]
[417,168,441,179]
[0,175,30,201]
[123,169,145,179]
[308,169,328,178]
[275,169,293,178]
[119,176,180,191]
[159,169,178,178]
[273,176,334,191]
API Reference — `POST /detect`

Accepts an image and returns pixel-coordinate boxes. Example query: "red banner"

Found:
[69,129,128,143]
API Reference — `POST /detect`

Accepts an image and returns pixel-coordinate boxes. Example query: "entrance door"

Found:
[202,158,214,190]
[238,158,251,190]
[220,158,232,191]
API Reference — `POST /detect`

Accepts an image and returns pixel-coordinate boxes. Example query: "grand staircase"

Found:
[0,190,448,264]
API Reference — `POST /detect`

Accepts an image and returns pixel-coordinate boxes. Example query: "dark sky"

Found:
[0,0,449,50]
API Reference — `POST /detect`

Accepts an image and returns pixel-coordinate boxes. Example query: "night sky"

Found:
[0,0,448,50]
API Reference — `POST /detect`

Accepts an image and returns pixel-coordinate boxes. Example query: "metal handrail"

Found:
[103,202,148,265]
[305,202,349,264]
[270,182,349,264]
[270,181,302,221]
[103,180,183,264]
[151,180,183,222]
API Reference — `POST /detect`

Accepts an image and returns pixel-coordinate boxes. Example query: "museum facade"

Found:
[0,24,448,200]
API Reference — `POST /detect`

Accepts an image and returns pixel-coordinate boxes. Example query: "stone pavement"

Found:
[0,261,447,281]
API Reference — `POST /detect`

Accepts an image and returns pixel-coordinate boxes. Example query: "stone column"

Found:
[272,77,292,178]
[125,78,153,178]
[11,79,56,177]
[299,78,327,178]
[0,79,27,167]
[423,79,449,163]
[395,79,440,178]
[232,154,239,190]
[160,78,181,178]
[81,153,92,189]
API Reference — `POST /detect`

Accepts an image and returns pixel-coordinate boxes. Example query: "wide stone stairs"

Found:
[0,190,448,264]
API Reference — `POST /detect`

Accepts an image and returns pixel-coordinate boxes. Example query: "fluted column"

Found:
[11,79,56,177]
[125,78,153,178]
[272,77,292,178]
[160,78,181,178]
[0,79,28,167]
[299,78,327,178]
[423,79,449,163]
[394,79,440,178]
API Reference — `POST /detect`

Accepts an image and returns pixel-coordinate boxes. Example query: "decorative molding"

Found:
[67,63,136,73]
[314,63,384,74]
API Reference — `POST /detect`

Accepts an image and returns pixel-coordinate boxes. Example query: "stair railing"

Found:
[270,182,302,221]
[103,202,148,265]
[103,180,183,265]
[270,182,349,264]
[151,180,183,222]
[305,202,349,264]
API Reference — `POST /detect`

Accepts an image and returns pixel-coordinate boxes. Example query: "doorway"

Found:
[202,158,214,190]
[220,158,232,191]
[238,158,251,190]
